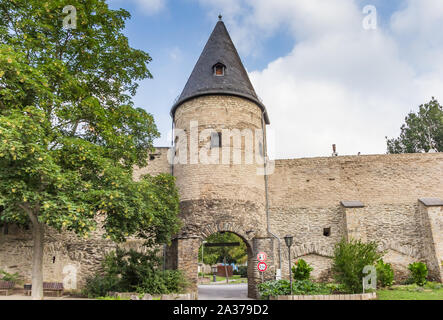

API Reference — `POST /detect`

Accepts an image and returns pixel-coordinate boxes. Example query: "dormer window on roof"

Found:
[213,62,226,76]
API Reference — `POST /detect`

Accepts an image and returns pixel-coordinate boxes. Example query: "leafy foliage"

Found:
[258,279,331,300]
[0,0,182,243]
[257,280,291,299]
[325,282,347,294]
[407,262,428,286]
[199,232,248,265]
[83,273,120,298]
[387,98,443,153]
[83,248,188,298]
[0,269,23,284]
[332,238,382,293]
[233,266,248,278]
[376,259,394,288]
[291,259,313,281]
[292,279,330,295]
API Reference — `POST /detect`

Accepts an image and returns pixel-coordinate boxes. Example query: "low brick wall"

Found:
[271,292,377,300]
[125,292,198,300]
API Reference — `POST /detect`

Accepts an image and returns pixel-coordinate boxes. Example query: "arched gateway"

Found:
[165,19,277,299]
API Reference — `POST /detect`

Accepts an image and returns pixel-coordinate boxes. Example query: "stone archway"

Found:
[165,222,275,299]
[197,230,252,300]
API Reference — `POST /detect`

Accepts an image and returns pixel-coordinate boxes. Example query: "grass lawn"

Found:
[377,283,443,300]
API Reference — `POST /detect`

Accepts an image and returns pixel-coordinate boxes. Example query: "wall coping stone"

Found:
[340,201,365,208]
[419,198,443,207]
[273,292,377,300]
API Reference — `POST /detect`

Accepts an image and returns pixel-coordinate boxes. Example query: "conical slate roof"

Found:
[171,20,270,124]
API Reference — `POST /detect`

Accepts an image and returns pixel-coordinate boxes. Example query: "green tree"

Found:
[199,232,248,265]
[199,233,248,283]
[0,0,180,300]
[386,98,443,154]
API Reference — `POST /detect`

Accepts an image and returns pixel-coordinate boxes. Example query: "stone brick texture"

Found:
[269,153,443,283]
[271,292,377,300]
[1,95,442,298]
[171,96,272,299]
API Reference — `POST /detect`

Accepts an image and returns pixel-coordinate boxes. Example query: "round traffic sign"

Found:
[257,262,267,272]
[257,252,267,262]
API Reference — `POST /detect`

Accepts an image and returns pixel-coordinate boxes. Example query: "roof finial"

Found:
[218,14,223,21]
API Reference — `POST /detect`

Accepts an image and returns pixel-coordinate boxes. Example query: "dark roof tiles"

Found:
[171,20,270,124]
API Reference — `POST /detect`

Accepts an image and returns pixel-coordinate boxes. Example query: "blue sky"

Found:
[108,0,443,158]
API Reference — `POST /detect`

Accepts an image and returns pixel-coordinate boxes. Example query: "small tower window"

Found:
[211,132,222,148]
[323,228,331,237]
[213,63,226,76]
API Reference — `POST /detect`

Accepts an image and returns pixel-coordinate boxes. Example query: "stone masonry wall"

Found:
[172,95,271,298]
[0,220,147,290]
[269,153,443,282]
[1,139,442,292]
[0,149,171,290]
[418,202,443,281]
[133,147,171,180]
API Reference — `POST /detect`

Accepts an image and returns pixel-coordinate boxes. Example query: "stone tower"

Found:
[166,19,275,298]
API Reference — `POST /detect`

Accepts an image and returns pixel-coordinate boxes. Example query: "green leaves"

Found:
[332,238,382,293]
[387,97,443,153]
[83,248,188,297]
[0,0,179,248]
[376,259,394,287]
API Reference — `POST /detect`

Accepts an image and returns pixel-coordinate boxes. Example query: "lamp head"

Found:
[284,235,293,248]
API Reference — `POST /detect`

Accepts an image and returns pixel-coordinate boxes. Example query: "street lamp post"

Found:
[284,235,294,296]
[211,265,218,283]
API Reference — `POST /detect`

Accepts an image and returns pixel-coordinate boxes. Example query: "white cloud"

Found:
[199,0,443,158]
[169,47,183,62]
[111,0,166,15]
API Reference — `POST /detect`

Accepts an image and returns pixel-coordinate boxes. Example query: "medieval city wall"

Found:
[268,153,443,281]
[0,150,170,290]
[0,220,150,290]
[1,149,442,290]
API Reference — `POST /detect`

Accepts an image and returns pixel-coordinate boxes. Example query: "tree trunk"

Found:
[31,220,44,300]
[224,256,229,284]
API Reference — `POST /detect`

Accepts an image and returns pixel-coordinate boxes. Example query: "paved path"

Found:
[198,284,252,300]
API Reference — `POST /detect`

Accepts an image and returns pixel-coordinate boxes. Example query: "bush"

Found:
[83,248,188,298]
[291,259,313,281]
[83,274,120,298]
[376,259,394,287]
[135,269,188,295]
[258,279,331,299]
[332,238,382,293]
[408,262,428,286]
[234,266,247,278]
[325,283,347,294]
[0,269,23,284]
[292,280,330,295]
[258,280,291,300]
[159,270,188,294]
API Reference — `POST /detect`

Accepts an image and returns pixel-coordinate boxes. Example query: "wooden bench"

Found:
[0,281,15,296]
[24,282,64,297]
